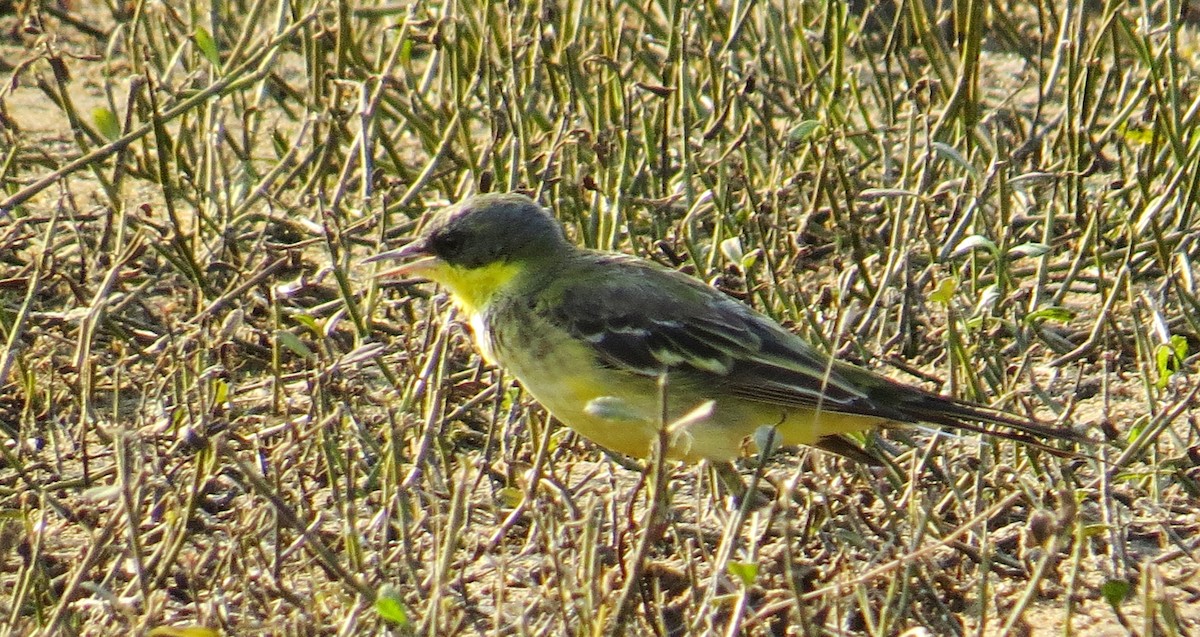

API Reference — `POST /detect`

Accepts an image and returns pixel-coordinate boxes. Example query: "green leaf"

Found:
[498,486,523,508]
[727,561,758,586]
[1024,307,1074,324]
[974,284,1000,316]
[400,38,414,65]
[740,248,761,271]
[1155,335,1188,389]
[929,277,957,305]
[1008,242,1051,259]
[92,107,121,140]
[950,234,998,258]
[271,130,289,159]
[375,584,410,626]
[1119,122,1153,145]
[193,27,220,66]
[788,120,822,142]
[932,142,980,182]
[276,330,313,359]
[1171,333,1189,360]
[1101,579,1131,609]
[1126,416,1149,442]
[292,313,320,334]
[1156,345,1173,389]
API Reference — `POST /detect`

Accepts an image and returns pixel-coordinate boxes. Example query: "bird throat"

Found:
[434,261,524,317]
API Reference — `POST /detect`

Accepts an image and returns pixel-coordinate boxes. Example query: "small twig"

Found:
[612,373,673,632]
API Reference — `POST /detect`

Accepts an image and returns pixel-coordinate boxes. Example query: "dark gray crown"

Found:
[420,193,568,268]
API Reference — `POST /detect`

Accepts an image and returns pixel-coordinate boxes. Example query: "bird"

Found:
[365,192,1084,466]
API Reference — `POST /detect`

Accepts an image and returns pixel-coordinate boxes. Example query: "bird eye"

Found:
[432,230,467,258]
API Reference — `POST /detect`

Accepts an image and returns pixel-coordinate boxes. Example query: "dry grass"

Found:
[1,0,1199,635]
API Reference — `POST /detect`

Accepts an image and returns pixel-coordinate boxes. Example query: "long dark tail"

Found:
[906,395,1089,457]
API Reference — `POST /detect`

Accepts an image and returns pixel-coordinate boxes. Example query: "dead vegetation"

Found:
[1,0,1199,635]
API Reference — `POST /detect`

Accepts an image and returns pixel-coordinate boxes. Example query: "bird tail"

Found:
[904,394,1088,457]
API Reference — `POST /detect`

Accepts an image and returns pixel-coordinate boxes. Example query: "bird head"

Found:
[365,193,569,312]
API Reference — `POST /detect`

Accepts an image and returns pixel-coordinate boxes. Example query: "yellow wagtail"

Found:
[367,193,1083,465]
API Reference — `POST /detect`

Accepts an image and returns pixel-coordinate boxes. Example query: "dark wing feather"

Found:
[544,254,879,415]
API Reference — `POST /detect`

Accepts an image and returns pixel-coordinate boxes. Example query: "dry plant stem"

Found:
[6,1,1198,633]
[39,509,122,636]
[226,441,375,601]
[0,8,320,215]
[399,308,453,491]
[391,33,486,210]
[421,465,471,636]
[221,0,272,74]
[1048,260,1131,367]
[327,21,408,214]
[182,257,289,333]
[0,212,56,388]
[477,406,556,554]
[722,469,776,637]
[1109,383,1200,473]
[998,533,1063,635]
[2,499,46,637]
[146,431,223,590]
[39,45,118,209]
[798,491,1023,603]
[116,433,151,606]
[693,433,778,633]
[612,375,673,633]
[227,117,314,223]
[930,0,984,142]
[71,236,146,439]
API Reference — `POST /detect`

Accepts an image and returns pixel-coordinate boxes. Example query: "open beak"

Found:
[362,240,439,280]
